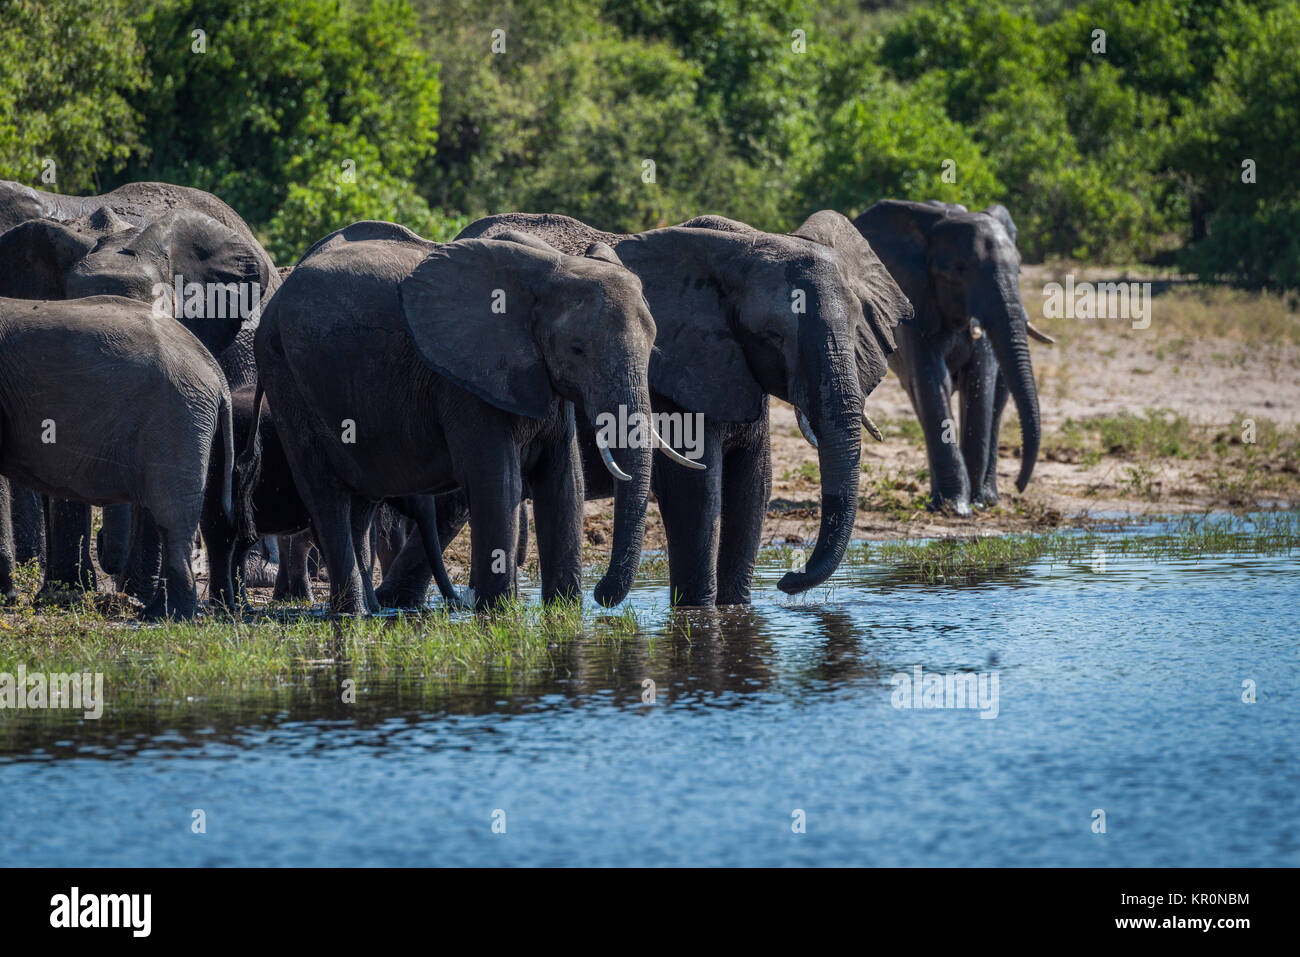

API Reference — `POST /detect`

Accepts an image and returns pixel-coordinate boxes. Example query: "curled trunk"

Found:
[778,407,861,594]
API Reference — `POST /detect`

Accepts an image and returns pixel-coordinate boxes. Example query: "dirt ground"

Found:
[580,267,1300,552]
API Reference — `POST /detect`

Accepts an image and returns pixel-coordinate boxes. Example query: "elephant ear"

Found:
[627,228,764,423]
[583,240,621,266]
[793,210,914,397]
[399,238,556,420]
[0,217,97,298]
[854,200,949,339]
[0,204,132,300]
[982,204,1019,247]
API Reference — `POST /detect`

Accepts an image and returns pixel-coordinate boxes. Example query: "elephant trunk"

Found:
[779,355,863,594]
[592,377,654,607]
[980,275,1041,492]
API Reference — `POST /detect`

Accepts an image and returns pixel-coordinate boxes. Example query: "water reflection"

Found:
[2,518,1297,866]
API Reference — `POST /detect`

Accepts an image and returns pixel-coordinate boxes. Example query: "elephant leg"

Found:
[374,490,470,608]
[0,476,17,603]
[374,513,407,579]
[515,502,529,567]
[461,455,522,610]
[272,531,314,601]
[96,504,132,576]
[11,483,45,565]
[39,499,96,599]
[350,498,381,614]
[117,515,162,603]
[304,493,364,616]
[391,495,459,607]
[909,349,971,515]
[653,428,723,607]
[959,342,1000,509]
[716,434,771,606]
[981,372,1010,505]
[528,441,583,604]
[199,496,239,612]
[144,515,200,622]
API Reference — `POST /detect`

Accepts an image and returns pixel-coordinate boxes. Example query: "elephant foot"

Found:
[927,496,973,518]
[272,561,314,602]
[34,581,92,606]
[0,587,18,606]
[142,591,197,622]
[119,575,158,606]
[328,600,368,618]
[715,592,753,607]
[374,582,429,609]
[272,581,314,602]
[241,554,278,588]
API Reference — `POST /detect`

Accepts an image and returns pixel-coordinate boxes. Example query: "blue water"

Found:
[3,521,1297,866]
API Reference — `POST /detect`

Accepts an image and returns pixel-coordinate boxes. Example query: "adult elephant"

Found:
[0,295,234,620]
[0,180,277,598]
[249,221,662,613]
[388,210,908,607]
[853,201,1046,515]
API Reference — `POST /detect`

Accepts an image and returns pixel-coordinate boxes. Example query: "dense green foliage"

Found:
[0,0,1296,283]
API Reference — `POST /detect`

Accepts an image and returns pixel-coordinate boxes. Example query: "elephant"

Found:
[0,295,233,619]
[381,210,908,608]
[853,200,1046,514]
[248,220,663,614]
[0,180,278,598]
[209,385,449,609]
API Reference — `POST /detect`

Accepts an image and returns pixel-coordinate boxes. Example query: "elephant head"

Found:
[621,216,910,595]
[854,200,1041,497]
[0,198,277,359]
[398,235,659,607]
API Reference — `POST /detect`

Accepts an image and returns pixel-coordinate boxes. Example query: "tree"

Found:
[0,0,147,193]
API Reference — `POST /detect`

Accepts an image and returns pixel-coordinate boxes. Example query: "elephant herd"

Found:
[0,179,1045,620]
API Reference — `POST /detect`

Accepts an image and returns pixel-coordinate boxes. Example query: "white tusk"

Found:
[861,410,883,442]
[597,434,632,482]
[796,409,819,449]
[652,426,706,470]
[1026,321,1056,344]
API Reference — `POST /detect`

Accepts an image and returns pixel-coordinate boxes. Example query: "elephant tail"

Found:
[219,388,235,525]
[235,382,265,543]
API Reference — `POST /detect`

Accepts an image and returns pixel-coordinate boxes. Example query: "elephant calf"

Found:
[0,296,233,619]
[211,384,457,609]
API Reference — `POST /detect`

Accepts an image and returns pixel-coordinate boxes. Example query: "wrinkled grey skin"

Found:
[417,211,909,606]
[854,200,1041,514]
[215,385,440,609]
[0,180,278,598]
[250,221,657,614]
[0,296,233,619]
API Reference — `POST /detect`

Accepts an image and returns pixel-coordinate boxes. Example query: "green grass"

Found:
[0,573,642,698]
[840,510,1299,580]
[4,509,1297,696]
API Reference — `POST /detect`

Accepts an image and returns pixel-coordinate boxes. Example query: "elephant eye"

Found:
[571,341,586,357]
